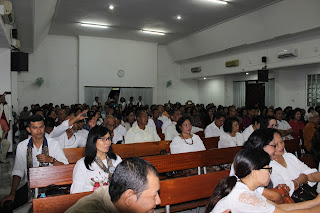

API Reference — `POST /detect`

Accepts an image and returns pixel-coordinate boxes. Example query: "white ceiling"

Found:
[11,0,281,53]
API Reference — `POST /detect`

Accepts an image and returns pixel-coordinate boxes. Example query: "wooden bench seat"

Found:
[202,137,219,150]
[33,170,229,213]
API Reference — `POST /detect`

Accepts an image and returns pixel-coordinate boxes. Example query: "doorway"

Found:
[245,81,265,107]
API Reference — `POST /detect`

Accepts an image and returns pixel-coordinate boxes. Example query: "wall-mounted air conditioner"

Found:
[277,48,298,58]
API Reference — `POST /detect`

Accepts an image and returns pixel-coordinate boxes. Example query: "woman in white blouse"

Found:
[206,149,320,213]
[270,134,320,197]
[170,116,206,154]
[218,117,256,148]
[70,125,122,194]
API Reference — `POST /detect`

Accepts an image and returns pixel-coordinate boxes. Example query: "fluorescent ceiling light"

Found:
[109,5,114,10]
[246,72,249,75]
[176,15,182,20]
[208,0,227,5]
[80,23,109,28]
[142,30,165,35]
[203,77,206,80]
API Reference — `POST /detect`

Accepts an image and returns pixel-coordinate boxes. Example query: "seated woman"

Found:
[206,148,320,213]
[288,108,304,139]
[218,117,257,148]
[170,116,206,154]
[260,116,278,129]
[270,135,320,200]
[70,125,122,194]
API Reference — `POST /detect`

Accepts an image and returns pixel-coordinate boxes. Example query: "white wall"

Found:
[79,36,158,103]
[17,35,78,111]
[167,0,320,61]
[198,77,225,106]
[157,45,199,104]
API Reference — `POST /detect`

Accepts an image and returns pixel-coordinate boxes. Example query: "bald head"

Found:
[104,115,116,132]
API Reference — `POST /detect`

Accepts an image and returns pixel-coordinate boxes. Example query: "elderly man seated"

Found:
[104,115,124,144]
[303,111,320,152]
[125,110,160,144]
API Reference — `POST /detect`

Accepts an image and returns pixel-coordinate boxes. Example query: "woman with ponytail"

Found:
[206,149,320,213]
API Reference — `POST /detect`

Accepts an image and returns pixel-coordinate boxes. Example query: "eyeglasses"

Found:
[260,167,272,174]
[267,144,277,149]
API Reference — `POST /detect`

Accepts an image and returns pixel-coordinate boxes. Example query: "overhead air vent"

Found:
[278,48,298,58]
[191,67,201,73]
[225,59,239,67]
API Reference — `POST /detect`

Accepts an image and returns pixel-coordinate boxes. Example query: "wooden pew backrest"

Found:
[33,191,92,213]
[160,170,229,206]
[143,151,204,173]
[203,146,242,167]
[202,137,219,150]
[284,138,301,157]
[197,131,205,138]
[29,164,75,189]
[63,147,85,164]
[113,140,170,158]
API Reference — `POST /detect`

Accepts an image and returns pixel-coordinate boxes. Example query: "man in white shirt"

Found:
[204,112,226,138]
[104,115,123,144]
[0,115,68,212]
[125,110,160,144]
[92,97,100,106]
[165,109,203,141]
[114,117,127,143]
[127,96,135,106]
[48,111,88,148]
[274,107,293,140]
[157,105,170,133]
[136,96,144,107]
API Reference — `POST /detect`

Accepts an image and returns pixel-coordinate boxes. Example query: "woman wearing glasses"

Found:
[70,125,122,194]
[270,134,320,201]
[206,148,320,213]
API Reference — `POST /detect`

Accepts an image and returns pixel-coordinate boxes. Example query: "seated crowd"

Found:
[2,93,320,213]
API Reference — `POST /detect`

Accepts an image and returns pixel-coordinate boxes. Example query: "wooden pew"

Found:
[29,164,76,189]
[284,138,301,157]
[203,146,242,167]
[160,170,230,212]
[143,151,204,174]
[33,170,229,213]
[63,140,171,164]
[33,191,92,213]
[299,155,315,168]
[113,140,171,158]
[158,132,165,140]
[202,137,219,150]
[197,131,205,138]
[63,147,85,164]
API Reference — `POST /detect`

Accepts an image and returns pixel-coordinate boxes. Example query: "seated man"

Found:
[66,157,161,213]
[76,119,89,139]
[165,109,203,141]
[303,111,319,152]
[47,110,88,148]
[104,115,124,144]
[152,108,163,129]
[204,112,226,138]
[274,107,293,140]
[0,115,69,212]
[125,110,160,144]
[114,116,127,142]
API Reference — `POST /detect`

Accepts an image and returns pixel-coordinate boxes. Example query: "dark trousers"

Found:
[0,183,29,213]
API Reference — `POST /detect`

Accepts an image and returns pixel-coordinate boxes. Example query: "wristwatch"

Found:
[51,158,56,164]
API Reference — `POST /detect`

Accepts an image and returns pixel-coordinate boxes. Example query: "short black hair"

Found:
[44,117,55,128]
[27,114,44,127]
[214,112,226,120]
[260,116,276,129]
[136,109,146,118]
[274,107,282,114]
[109,157,159,202]
[244,128,280,150]
[223,117,239,133]
[169,108,180,117]
[176,116,191,133]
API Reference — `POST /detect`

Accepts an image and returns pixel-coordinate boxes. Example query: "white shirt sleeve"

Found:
[48,120,70,138]
[191,126,203,133]
[218,133,235,148]
[241,125,254,141]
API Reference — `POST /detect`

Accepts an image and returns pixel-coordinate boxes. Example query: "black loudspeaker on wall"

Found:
[11,52,29,71]
[262,56,267,63]
[11,29,18,39]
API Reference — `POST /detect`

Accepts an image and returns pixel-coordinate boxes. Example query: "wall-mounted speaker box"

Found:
[262,56,267,63]
[11,51,28,71]
[258,69,269,82]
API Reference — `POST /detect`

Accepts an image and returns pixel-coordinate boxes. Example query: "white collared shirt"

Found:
[204,121,224,137]
[12,137,69,183]
[277,119,294,140]
[124,124,160,144]
[132,118,156,130]
[165,122,203,141]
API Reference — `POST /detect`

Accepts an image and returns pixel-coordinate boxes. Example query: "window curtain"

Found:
[265,79,275,107]
[119,88,153,106]
[233,81,246,108]
[84,87,112,106]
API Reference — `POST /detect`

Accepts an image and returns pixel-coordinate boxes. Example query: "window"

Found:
[307,74,320,107]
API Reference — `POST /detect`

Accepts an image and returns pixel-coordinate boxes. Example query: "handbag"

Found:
[270,184,295,204]
[291,184,318,203]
